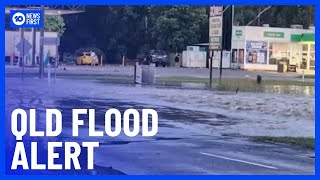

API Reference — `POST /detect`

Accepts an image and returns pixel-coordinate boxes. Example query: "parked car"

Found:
[76,52,99,65]
[145,50,168,67]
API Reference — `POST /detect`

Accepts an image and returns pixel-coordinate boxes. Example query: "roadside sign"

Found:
[209,6,223,50]
[235,30,242,37]
[41,37,60,46]
[135,64,142,84]
[210,6,223,17]
[264,31,284,38]
[16,37,32,56]
[209,16,223,36]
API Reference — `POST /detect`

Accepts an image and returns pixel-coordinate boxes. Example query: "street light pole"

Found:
[219,5,234,83]
[39,5,45,78]
[20,28,25,81]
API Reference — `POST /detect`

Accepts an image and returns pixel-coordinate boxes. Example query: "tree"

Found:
[44,15,66,37]
[58,5,315,64]
[60,6,150,62]
[149,6,207,52]
[234,5,314,28]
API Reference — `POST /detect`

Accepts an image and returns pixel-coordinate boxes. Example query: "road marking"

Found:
[200,152,278,170]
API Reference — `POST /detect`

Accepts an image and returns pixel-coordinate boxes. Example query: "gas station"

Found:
[5,5,85,78]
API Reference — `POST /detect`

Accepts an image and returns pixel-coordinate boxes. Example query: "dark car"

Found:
[145,50,168,67]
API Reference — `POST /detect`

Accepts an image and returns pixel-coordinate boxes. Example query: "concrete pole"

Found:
[209,51,213,88]
[19,28,24,67]
[32,28,36,66]
[55,43,58,81]
[20,28,25,81]
[39,5,45,78]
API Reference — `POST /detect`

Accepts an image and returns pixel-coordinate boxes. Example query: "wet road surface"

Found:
[5,76,314,175]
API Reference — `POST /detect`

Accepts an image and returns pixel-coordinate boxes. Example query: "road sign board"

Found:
[16,37,32,56]
[210,45,221,50]
[209,6,223,50]
[210,36,221,44]
[209,16,223,37]
[210,6,223,17]
[235,30,243,37]
[41,37,60,46]
[135,64,142,84]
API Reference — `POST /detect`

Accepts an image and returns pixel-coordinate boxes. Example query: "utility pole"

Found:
[219,5,233,83]
[20,28,25,81]
[209,51,213,88]
[39,5,45,78]
[32,28,36,66]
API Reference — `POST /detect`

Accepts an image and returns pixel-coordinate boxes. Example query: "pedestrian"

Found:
[90,51,97,65]
[175,54,180,67]
[146,54,151,65]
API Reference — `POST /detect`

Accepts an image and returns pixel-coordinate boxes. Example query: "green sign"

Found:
[264,31,284,38]
[291,33,315,43]
[235,30,242,37]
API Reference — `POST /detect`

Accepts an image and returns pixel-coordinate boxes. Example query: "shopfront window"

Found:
[231,49,244,64]
[269,43,290,65]
[301,44,309,69]
[290,43,302,68]
[309,44,315,70]
[246,41,267,64]
[238,49,244,64]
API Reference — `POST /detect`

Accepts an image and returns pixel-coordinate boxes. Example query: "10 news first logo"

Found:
[10,10,43,28]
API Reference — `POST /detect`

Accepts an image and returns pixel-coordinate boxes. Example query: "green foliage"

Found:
[251,136,314,149]
[44,15,66,37]
[59,5,314,63]
[150,6,207,52]
[234,6,314,27]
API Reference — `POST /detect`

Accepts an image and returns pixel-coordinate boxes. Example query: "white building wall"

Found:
[231,26,314,71]
[5,31,58,58]
[244,26,291,43]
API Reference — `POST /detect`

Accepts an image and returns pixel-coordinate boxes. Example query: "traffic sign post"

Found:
[40,36,60,81]
[39,5,45,78]
[209,5,223,88]
[16,29,33,81]
[41,37,60,46]
[16,37,32,58]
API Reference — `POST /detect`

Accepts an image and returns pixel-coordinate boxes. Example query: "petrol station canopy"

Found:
[5,5,85,15]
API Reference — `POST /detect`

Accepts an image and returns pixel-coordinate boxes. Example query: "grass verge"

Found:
[250,136,314,149]
[158,76,314,93]
[297,74,315,79]
[59,75,314,94]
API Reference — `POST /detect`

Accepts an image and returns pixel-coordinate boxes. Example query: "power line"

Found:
[246,6,272,26]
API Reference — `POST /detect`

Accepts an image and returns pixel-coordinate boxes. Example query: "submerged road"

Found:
[5,75,314,175]
[92,107,314,175]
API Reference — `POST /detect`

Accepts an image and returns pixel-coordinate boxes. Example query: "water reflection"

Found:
[263,85,314,96]
[135,82,314,96]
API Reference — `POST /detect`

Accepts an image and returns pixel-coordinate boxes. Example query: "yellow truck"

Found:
[76,52,99,65]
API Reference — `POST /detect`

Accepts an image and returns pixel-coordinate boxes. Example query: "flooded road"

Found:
[5,76,314,175]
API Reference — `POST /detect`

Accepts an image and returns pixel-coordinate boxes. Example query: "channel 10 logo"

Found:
[10,10,43,28]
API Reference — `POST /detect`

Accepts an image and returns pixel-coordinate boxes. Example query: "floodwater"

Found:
[263,84,314,96]
[5,76,314,175]
[164,82,314,96]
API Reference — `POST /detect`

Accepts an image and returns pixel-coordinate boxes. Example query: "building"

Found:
[5,30,59,66]
[231,25,315,73]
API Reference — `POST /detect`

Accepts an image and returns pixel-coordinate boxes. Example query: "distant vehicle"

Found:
[76,52,99,65]
[145,50,168,67]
